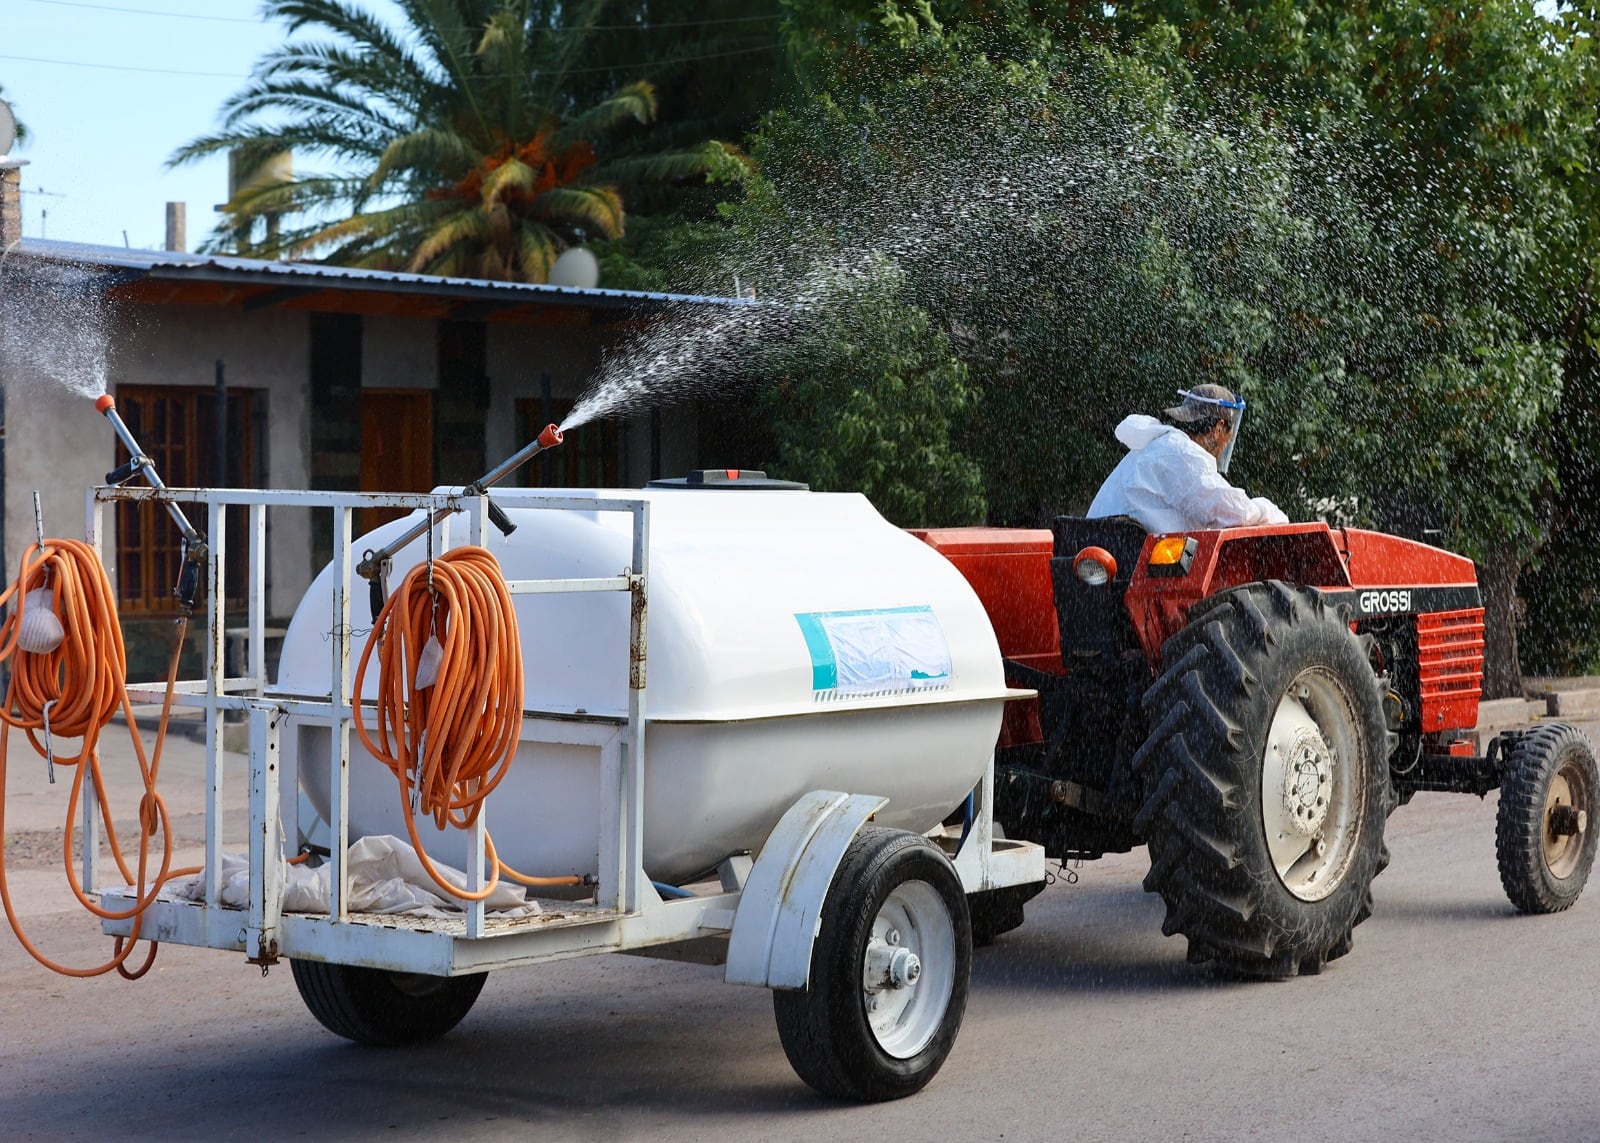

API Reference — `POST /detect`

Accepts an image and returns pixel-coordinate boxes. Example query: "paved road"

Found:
[2,715,1598,1141]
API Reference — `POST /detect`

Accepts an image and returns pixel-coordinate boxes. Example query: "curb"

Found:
[1537,688,1600,721]
[1476,697,1546,734]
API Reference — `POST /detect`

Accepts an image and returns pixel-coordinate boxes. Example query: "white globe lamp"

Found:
[548,246,600,290]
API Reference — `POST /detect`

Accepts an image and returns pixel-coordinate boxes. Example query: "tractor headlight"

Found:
[1073,546,1118,586]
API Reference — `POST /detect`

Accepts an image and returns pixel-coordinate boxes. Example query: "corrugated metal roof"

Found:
[9,238,748,312]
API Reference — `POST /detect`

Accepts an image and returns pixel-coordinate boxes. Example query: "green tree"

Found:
[171,0,735,279]
[1072,2,1594,695]
[756,262,986,527]
[757,3,1591,694]
[564,0,789,290]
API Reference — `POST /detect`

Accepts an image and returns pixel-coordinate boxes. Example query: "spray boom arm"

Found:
[355,423,564,612]
[95,394,208,612]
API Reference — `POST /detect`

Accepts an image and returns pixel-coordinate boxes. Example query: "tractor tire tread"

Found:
[1135,581,1390,978]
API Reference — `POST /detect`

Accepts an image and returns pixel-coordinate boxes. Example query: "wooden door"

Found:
[360,390,434,533]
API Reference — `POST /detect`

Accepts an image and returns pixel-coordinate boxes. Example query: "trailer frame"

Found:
[87,484,1045,985]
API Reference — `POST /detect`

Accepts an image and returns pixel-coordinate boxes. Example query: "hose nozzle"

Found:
[538,423,563,450]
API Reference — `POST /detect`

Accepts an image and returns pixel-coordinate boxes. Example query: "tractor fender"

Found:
[724,790,889,990]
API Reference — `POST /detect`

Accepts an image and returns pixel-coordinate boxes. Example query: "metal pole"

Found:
[649,406,661,482]
[539,371,553,487]
[214,359,227,486]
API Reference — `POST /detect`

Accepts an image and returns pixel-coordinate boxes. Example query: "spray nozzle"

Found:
[538,423,564,450]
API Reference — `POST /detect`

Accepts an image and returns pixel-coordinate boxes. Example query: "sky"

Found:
[0,0,405,251]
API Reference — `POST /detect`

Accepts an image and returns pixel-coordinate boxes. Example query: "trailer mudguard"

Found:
[724,790,889,990]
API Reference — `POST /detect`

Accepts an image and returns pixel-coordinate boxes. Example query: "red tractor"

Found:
[914,518,1600,977]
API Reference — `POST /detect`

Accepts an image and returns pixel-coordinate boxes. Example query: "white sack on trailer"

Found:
[175,834,542,917]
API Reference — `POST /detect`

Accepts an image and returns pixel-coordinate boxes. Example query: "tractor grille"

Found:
[1417,608,1485,732]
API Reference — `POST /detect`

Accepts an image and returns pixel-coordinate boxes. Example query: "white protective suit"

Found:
[1087,414,1289,534]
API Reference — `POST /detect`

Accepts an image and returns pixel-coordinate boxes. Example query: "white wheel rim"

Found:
[859,879,955,1059]
[1261,667,1367,902]
[1544,764,1591,880]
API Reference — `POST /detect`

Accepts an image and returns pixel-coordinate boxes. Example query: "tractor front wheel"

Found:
[1135,581,1392,977]
[1496,722,1598,914]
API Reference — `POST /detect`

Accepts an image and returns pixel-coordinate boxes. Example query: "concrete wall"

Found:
[2,360,100,582]
[1,301,439,622]
[114,303,318,617]
[2,295,722,643]
[484,321,600,467]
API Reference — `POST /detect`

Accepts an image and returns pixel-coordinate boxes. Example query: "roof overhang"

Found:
[8,239,748,325]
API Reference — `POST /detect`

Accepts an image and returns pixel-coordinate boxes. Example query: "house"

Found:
[0,238,751,677]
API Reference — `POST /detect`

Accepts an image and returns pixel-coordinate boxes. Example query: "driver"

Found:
[1087,384,1289,533]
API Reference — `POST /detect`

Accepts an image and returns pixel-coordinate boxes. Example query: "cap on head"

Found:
[1164,384,1243,428]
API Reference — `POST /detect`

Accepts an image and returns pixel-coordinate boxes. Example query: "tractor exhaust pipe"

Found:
[95,394,208,613]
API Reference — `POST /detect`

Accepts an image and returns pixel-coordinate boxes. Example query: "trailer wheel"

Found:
[1496,723,1598,914]
[1135,581,1392,977]
[290,959,487,1046]
[773,826,971,1101]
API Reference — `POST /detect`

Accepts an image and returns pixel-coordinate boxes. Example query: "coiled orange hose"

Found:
[0,538,194,978]
[353,545,583,900]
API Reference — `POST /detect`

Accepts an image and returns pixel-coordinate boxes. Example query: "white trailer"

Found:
[90,483,1046,1101]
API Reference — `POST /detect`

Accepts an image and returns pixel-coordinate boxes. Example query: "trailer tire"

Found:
[773,826,970,1101]
[1496,722,1598,914]
[1134,581,1392,978]
[290,959,487,1046]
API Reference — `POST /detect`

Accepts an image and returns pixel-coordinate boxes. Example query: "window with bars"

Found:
[111,385,263,612]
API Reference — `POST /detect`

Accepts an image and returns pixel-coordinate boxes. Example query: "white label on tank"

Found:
[794,606,952,699]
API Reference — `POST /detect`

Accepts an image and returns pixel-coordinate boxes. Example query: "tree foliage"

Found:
[739,1,1598,690]
[755,263,986,526]
[171,0,738,279]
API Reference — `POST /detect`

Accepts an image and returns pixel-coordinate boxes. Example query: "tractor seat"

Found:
[1050,516,1149,663]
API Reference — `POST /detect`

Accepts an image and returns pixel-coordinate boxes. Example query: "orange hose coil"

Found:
[353,545,582,899]
[0,538,194,977]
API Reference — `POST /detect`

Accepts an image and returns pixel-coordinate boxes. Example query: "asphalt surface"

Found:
[2,711,1598,1141]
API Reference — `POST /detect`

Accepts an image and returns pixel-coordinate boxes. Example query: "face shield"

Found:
[1176,388,1247,474]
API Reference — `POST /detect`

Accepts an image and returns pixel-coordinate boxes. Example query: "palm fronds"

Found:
[170,0,714,281]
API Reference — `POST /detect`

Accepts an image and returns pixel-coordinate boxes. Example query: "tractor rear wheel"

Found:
[1496,722,1598,914]
[1134,581,1392,977]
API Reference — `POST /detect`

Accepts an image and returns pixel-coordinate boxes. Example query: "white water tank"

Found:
[276,485,1010,885]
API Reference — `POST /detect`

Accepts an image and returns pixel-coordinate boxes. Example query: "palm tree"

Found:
[171,0,740,280]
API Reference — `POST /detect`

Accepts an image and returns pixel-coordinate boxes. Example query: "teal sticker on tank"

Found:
[794,606,952,699]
